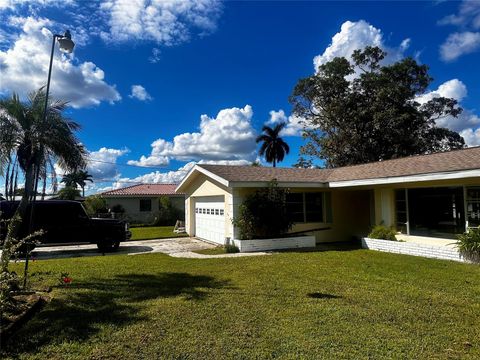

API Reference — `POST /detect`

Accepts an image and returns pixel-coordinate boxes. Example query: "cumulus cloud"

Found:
[128,105,257,166]
[267,110,305,137]
[129,84,152,101]
[0,16,121,107]
[439,31,480,62]
[98,0,222,45]
[87,147,129,180]
[415,79,480,142]
[416,79,467,104]
[313,20,410,71]
[460,128,480,146]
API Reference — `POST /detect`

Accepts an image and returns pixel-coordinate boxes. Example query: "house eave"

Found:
[329,168,480,188]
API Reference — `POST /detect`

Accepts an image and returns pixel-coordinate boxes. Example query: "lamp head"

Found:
[58,30,75,53]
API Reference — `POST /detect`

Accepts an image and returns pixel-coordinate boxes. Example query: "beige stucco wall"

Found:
[182,174,480,245]
[104,195,185,224]
[232,187,372,243]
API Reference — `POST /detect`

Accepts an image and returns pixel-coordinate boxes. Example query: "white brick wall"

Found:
[233,236,316,252]
[362,238,468,263]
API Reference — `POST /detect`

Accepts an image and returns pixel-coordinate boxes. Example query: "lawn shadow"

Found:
[31,245,154,260]
[1,272,231,357]
[307,292,341,299]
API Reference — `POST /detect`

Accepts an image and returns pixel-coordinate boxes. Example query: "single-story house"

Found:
[100,184,185,224]
[176,147,480,246]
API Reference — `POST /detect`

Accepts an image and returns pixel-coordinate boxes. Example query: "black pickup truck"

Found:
[0,200,131,252]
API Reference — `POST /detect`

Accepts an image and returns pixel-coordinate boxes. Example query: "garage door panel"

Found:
[195,196,225,245]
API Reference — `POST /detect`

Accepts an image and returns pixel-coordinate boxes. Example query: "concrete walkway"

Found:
[21,237,269,260]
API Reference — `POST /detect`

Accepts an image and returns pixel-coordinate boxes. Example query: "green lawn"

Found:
[2,250,479,359]
[129,226,188,240]
[193,246,228,255]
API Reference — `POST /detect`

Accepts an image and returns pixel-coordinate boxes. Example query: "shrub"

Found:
[225,244,240,253]
[57,186,81,200]
[154,196,183,226]
[368,225,397,241]
[457,227,480,263]
[110,204,125,214]
[84,195,108,217]
[233,179,294,240]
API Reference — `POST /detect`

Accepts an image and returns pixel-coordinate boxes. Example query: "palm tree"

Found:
[0,88,86,266]
[62,169,93,197]
[256,122,290,167]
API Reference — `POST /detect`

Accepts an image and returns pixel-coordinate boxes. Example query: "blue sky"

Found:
[1,0,480,194]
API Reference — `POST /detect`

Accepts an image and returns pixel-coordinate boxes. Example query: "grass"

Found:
[129,226,188,240]
[2,249,480,359]
[193,246,228,255]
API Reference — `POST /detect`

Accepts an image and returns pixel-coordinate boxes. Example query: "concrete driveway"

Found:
[26,237,269,260]
[27,237,216,260]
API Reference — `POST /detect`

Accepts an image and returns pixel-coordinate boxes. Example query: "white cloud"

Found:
[267,110,305,137]
[438,0,480,28]
[0,16,121,108]
[111,161,197,190]
[87,147,129,180]
[98,0,222,45]
[415,79,480,143]
[129,84,152,101]
[149,47,161,63]
[439,31,480,62]
[460,128,480,146]
[313,20,410,71]
[128,105,257,166]
[438,1,480,61]
[416,79,467,104]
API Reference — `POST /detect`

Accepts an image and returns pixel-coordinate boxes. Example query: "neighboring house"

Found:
[100,184,185,224]
[176,147,480,245]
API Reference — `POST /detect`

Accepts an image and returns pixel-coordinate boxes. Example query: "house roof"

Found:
[178,147,480,189]
[100,184,183,197]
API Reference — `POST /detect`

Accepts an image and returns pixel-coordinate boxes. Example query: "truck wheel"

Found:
[97,239,120,252]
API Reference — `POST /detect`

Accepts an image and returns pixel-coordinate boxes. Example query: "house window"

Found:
[286,192,327,223]
[286,193,304,222]
[139,199,152,212]
[305,193,323,222]
[466,187,480,227]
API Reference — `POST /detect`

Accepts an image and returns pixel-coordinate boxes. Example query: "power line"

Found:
[86,158,179,171]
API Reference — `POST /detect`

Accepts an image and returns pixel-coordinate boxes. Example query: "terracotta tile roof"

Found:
[198,147,480,184]
[100,184,183,196]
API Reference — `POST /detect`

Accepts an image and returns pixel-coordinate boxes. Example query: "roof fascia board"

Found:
[329,169,480,188]
[230,181,329,188]
[176,165,230,193]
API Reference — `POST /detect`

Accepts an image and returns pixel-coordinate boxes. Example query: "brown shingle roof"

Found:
[198,147,480,184]
[199,165,331,183]
[100,184,183,196]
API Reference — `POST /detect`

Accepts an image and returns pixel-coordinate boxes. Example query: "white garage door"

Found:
[195,196,225,245]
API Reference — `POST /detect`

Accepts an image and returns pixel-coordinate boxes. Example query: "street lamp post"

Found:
[42,30,75,124]
[24,30,75,289]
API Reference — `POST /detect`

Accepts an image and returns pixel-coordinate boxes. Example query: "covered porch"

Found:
[373,182,480,241]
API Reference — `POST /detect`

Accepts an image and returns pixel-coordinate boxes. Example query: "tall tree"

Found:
[290,46,465,168]
[256,122,290,167]
[0,89,86,273]
[62,169,93,197]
